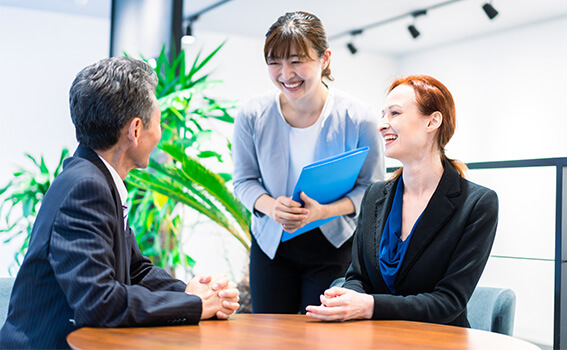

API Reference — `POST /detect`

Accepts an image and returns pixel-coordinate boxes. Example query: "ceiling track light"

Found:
[407,24,420,39]
[328,0,480,45]
[482,2,499,20]
[182,0,233,46]
[346,29,363,55]
[346,42,357,55]
[408,9,427,39]
[182,20,196,45]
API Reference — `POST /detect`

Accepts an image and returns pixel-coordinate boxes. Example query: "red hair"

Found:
[388,75,467,178]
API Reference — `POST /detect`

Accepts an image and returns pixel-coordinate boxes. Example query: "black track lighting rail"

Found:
[329,0,466,41]
[185,0,232,23]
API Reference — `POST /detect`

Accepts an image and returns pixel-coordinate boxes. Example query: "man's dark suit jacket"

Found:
[343,160,498,327]
[0,146,202,349]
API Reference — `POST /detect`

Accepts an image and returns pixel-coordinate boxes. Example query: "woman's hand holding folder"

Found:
[254,194,309,233]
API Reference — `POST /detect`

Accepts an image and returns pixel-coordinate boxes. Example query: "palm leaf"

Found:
[125,42,251,275]
[187,42,225,82]
[128,170,232,232]
[160,142,250,230]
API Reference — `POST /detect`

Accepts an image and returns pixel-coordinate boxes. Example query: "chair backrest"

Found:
[466,286,516,336]
[0,277,15,328]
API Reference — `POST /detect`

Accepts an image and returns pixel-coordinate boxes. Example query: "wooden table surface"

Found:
[67,314,540,350]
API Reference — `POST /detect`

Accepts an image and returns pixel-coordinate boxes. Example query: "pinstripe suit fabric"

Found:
[0,146,202,349]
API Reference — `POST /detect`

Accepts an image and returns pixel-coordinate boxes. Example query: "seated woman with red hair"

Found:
[306,75,498,327]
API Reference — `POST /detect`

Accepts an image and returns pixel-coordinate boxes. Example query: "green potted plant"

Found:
[0,149,69,274]
[125,44,251,279]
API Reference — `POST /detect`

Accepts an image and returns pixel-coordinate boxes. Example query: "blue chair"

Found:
[466,286,516,336]
[0,277,15,327]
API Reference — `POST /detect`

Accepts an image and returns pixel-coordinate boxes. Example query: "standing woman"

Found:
[232,11,385,314]
[306,75,498,327]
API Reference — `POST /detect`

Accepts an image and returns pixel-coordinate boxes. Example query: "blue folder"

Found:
[281,146,370,242]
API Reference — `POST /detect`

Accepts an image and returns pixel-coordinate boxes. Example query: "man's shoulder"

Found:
[45,156,110,201]
[59,156,106,183]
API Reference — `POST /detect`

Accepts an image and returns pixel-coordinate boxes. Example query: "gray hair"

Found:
[69,56,159,150]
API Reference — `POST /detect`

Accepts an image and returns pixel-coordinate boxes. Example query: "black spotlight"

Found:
[182,22,196,45]
[482,3,499,20]
[408,9,426,39]
[346,42,357,55]
[407,25,420,39]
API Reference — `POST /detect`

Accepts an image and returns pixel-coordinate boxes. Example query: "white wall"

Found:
[0,6,110,186]
[398,16,567,163]
[0,5,110,275]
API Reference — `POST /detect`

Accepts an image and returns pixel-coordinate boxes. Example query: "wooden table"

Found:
[67,314,540,350]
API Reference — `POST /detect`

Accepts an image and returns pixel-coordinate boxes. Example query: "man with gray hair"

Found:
[0,57,240,349]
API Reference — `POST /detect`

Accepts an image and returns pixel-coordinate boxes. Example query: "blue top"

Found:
[379,178,422,294]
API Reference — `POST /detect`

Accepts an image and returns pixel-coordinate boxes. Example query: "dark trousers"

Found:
[249,228,353,314]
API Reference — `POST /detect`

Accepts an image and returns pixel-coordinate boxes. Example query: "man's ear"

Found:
[126,117,143,145]
[427,111,442,133]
